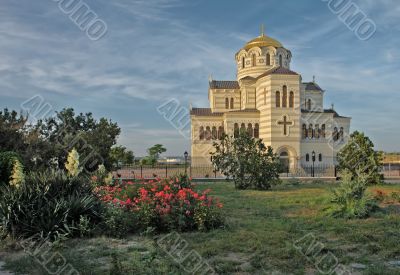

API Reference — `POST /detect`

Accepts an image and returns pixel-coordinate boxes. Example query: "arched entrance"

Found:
[276,146,298,173]
[279,151,290,173]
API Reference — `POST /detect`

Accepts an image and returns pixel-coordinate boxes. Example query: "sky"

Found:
[0,0,399,156]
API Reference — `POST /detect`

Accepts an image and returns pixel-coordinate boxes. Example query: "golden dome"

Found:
[243,34,283,50]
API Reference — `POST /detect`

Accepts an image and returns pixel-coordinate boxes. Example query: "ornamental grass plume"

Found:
[10,159,25,189]
[65,148,81,177]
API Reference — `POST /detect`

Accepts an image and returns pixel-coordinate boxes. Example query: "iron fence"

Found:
[382,163,400,178]
[113,163,338,179]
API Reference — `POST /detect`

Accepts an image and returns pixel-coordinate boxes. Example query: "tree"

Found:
[109,146,134,168]
[37,108,121,171]
[337,131,383,184]
[0,108,121,172]
[0,109,30,164]
[327,169,377,219]
[211,132,281,190]
[147,144,167,160]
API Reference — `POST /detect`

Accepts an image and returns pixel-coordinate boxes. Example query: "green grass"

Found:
[1,182,400,274]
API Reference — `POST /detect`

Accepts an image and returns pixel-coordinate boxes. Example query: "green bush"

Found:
[98,205,137,238]
[211,132,281,190]
[0,169,102,240]
[327,170,377,219]
[0,151,21,186]
[337,131,383,184]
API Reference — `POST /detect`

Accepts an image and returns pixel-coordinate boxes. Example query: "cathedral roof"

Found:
[304,82,323,92]
[209,80,240,89]
[243,34,283,50]
[190,108,223,116]
[301,109,349,118]
[190,108,259,116]
[256,66,299,79]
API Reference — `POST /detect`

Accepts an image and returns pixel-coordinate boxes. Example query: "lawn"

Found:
[1,181,400,274]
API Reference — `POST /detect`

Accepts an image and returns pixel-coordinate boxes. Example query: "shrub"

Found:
[337,131,383,184]
[390,192,400,203]
[98,205,137,238]
[211,132,281,190]
[0,169,102,240]
[94,176,223,233]
[0,151,21,186]
[90,164,113,187]
[327,170,377,219]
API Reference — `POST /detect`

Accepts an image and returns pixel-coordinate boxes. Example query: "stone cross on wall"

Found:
[278,116,293,136]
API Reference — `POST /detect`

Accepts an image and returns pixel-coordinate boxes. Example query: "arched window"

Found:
[340,127,344,140]
[240,123,246,134]
[225,98,229,109]
[306,154,310,162]
[234,123,239,138]
[254,123,259,138]
[211,126,217,140]
[218,126,224,139]
[242,57,245,69]
[321,124,326,138]
[308,124,313,139]
[289,91,294,108]
[315,124,320,139]
[319,153,322,162]
[279,55,283,67]
[275,91,281,107]
[205,126,212,140]
[247,123,253,137]
[230,97,234,109]
[266,53,271,66]
[333,127,338,141]
[282,86,287,108]
[199,126,204,140]
[302,124,307,139]
[252,54,256,66]
[307,99,312,110]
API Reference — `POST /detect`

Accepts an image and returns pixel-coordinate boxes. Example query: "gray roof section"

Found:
[304,82,323,91]
[209,80,240,89]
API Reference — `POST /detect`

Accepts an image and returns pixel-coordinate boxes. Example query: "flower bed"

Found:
[94,176,223,233]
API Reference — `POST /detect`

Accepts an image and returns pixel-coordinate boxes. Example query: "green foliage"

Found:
[0,169,102,240]
[147,144,166,160]
[0,109,28,158]
[140,156,157,166]
[90,164,113,187]
[211,132,281,190]
[337,131,383,184]
[0,108,121,172]
[98,206,137,238]
[0,151,21,186]
[327,170,377,219]
[109,146,134,168]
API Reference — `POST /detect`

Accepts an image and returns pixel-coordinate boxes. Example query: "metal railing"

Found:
[113,163,338,179]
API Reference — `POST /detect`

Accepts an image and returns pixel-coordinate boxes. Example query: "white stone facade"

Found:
[190,31,351,168]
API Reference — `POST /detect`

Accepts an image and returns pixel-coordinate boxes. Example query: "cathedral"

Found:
[190,28,351,169]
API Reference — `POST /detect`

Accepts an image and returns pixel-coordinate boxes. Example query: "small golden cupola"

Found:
[236,25,292,80]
